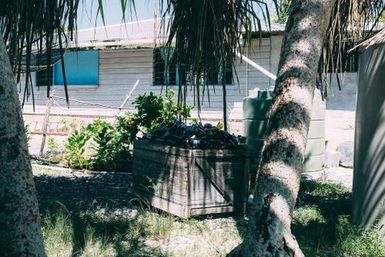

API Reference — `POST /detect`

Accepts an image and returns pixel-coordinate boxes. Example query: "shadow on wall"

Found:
[353,44,385,229]
[325,73,358,112]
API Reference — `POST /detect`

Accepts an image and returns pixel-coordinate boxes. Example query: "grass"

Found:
[39,201,242,257]
[293,181,385,257]
[36,167,385,257]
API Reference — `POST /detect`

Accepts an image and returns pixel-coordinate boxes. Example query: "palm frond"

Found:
[0,0,136,106]
[320,0,385,96]
[159,0,276,114]
[0,0,81,104]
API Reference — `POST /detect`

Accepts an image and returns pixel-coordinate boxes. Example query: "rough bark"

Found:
[241,0,336,256]
[0,35,46,256]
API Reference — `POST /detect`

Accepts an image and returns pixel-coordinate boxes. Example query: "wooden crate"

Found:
[132,140,250,218]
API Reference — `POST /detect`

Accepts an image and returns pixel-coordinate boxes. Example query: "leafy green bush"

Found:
[47,137,63,163]
[293,206,327,227]
[65,129,92,169]
[64,118,131,171]
[299,181,351,201]
[91,114,134,171]
[132,89,192,135]
[65,89,191,171]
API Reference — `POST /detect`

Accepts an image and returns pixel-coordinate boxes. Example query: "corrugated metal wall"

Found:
[353,43,385,229]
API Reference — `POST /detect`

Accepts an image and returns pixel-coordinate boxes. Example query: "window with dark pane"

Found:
[153,47,233,86]
[207,67,219,85]
[153,48,178,86]
[153,48,166,85]
[36,67,53,87]
[224,62,233,84]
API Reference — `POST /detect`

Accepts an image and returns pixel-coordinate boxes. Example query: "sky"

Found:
[78,0,161,29]
[77,0,277,29]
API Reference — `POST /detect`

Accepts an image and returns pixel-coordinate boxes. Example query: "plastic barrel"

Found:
[243,89,273,188]
[303,90,326,172]
[243,89,273,154]
[243,88,325,173]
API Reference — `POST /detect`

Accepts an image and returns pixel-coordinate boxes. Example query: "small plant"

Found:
[42,210,73,257]
[69,118,85,131]
[47,137,63,163]
[24,124,32,144]
[81,226,116,257]
[65,129,92,169]
[65,117,134,171]
[64,90,192,171]
[137,211,175,240]
[132,89,192,136]
[59,118,70,133]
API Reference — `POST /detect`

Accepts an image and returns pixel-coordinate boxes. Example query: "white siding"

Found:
[21,37,280,112]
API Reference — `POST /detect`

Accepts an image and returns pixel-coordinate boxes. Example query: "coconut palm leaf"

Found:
[0,0,136,106]
[1,0,81,105]
[320,0,385,96]
[158,0,276,115]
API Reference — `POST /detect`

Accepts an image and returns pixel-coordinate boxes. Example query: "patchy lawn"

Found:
[33,164,385,257]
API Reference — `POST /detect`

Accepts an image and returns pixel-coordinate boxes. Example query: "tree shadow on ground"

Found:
[34,173,170,257]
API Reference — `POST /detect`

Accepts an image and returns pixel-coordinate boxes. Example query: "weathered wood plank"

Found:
[194,157,232,203]
[132,140,250,217]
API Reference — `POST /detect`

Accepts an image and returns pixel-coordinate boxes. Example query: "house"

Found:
[21,18,358,135]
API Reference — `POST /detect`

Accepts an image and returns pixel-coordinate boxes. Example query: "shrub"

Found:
[65,90,192,171]
[65,117,134,171]
[297,181,352,230]
[65,129,93,169]
[132,89,192,136]
[293,206,327,227]
[293,181,353,254]
[91,114,134,171]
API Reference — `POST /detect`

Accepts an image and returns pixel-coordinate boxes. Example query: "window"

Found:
[54,50,99,85]
[36,50,99,87]
[206,63,233,85]
[153,48,178,85]
[36,67,53,87]
[153,48,232,86]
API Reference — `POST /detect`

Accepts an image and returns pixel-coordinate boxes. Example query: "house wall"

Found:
[21,34,359,137]
[21,36,282,112]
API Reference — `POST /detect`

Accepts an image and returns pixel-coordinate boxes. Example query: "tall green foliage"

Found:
[65,90,192,171]
[132,89,192,133]
[64,117,133,171]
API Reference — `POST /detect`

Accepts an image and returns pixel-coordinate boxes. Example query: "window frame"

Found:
[152,47,234,86]
[36,49,100,88]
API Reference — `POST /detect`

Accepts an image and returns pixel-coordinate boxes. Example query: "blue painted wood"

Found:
[54,50,99,85]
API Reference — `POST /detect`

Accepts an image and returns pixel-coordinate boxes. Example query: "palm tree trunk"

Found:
[0,35,46,256]
[242,0,335,256]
